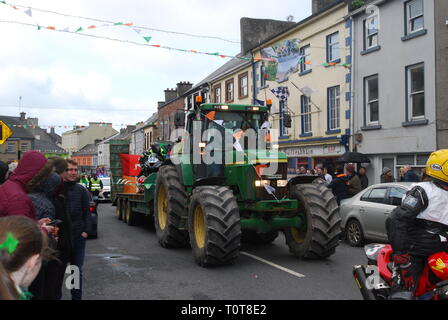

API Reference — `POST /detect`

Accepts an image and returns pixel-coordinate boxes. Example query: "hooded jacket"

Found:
[0,151,48,219]
[29,172,61,220]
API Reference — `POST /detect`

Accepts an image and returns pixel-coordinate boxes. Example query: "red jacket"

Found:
[0,151,48,219]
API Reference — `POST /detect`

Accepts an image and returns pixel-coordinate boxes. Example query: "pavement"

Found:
[62,203,367,300]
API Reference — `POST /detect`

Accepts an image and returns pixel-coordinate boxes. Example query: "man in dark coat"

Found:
[346,164,362,197]
[403,165,420,183]
[358,167,369,190]
[328,166,349,205]
[62,159,91,300]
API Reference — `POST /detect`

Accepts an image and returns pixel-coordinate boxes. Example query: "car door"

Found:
[376,186,408,241]
[359,187,391,240]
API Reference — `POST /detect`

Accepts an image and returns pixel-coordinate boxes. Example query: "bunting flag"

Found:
[271,86,290,102]
[24,8,32,17]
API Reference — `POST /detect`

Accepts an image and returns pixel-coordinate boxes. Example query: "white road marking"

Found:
[240,251,306,278]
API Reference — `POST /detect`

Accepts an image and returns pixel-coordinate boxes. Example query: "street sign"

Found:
[0,121,12,144]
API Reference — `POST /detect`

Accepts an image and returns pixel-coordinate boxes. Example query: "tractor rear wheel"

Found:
[154,165,189,248]
[241,230,279,245]
[188,186,241,267]
[284,183,341,260]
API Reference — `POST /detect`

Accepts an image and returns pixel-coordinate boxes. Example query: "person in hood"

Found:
[0,161,8,184]
[0,151,54,221]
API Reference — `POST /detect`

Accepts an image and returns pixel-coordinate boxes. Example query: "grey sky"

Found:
[0,0,311,135]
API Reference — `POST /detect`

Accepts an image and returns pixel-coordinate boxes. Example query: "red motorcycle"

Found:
[353,244,448,300]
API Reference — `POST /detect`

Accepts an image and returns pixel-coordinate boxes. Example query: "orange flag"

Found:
[205,111,216,121]
[123,23,133,26]
[88,25,97,29]
[47,26,56,30]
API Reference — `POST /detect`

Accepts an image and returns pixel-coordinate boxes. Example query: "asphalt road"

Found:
[65,203,367,300]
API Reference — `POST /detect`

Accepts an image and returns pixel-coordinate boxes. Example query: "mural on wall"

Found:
[261,39,302,83]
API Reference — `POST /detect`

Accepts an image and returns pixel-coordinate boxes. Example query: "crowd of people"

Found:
[0,151,93,300]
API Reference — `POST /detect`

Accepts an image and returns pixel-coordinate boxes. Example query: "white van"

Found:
[98,177,111,202]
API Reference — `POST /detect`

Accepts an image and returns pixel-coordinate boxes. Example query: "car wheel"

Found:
[346,219,365,247]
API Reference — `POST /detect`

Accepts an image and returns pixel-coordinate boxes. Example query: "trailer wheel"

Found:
[116,198,123,220]
[188,186,241,267]
[154,165,189,248]
[124,201,137,226]
[284,183,341,260]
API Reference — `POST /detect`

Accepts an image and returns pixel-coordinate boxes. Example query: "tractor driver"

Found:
[386,149,448,300]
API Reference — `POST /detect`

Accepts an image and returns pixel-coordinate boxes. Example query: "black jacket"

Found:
[359,174,369,190]
[328,174,349,205]
[404,170,420,183]
[64,182,92,239]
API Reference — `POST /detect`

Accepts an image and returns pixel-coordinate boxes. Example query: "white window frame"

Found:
[365,15,379,49]
[214,86,221,103]
[365,75,379,125]
[20,142,28,153]
[407,63,425,121]
[7,142,15,153]
[239,73,248,98]
[279,101,289,137]
[328,86,340,131]
[406,0,424,35]
[327,32,340,62]
[301,95,312,134]
[300,45,311,72]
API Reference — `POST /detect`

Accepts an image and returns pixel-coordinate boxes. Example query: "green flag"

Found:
[114,22,123,26]
[143,36,152,43]
[75,27,83,32]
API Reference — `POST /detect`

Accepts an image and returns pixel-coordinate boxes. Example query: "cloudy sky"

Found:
[0,0,311,134]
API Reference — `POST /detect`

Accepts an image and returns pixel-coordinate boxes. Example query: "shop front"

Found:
[282,143,345,174]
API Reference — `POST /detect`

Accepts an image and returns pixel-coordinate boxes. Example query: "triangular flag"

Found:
[114,22,123,26]
[123,22,133,26]
[47,26,56,30]
[0,1,6,4]
[205,111,216,121]
[37,25,42,30]
[88,25,96,29]
[151,45,160,47]
[24,8,32,17]
[75,27,83,32]
[133,28,142,34]
[143,36,152,43]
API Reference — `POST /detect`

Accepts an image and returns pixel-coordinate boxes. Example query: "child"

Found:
[0,216,52,300]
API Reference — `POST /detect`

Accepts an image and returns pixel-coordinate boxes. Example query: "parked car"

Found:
[98,177,111,202]
[340,182,413,247]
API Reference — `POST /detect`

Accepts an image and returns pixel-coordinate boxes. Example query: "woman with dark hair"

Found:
[0,216,53,300]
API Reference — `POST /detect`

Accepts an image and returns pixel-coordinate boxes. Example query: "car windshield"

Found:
[101,179,110,187]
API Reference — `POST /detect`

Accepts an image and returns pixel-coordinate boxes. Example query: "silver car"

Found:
[340,182,413,247]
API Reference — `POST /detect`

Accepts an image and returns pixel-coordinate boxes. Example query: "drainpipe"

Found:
[251,53,257,104]
[349,15,355,152]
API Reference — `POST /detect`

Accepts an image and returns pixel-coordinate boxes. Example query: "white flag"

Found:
[24,8,32,17]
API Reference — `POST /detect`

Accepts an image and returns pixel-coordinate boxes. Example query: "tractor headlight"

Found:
[272,144,279,150]
[255,180,270,187]
[276,180,288,187]
[198,142,206,148]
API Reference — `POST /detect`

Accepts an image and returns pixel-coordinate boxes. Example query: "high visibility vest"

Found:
[90,178,102,191]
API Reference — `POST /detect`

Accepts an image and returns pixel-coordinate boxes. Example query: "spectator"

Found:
[398,167,405,182]
[28,172,65,300]
[323,166,333,184]
[358,167,369,190]
[0,216,53,300]
[0,151,54,221]
[315,167,323,176]
[380,167,395,183]
[0,161,8,184]
[345,164,362,197]
[62,159,91,300]
[48,156,68,175]
[328,166,348,205]
[298,166,307,175]
[403,165,420,182]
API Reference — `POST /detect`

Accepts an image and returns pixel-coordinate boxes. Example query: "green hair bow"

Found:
[0,233,19,254]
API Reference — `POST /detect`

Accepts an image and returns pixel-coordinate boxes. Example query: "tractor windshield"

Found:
[208,111,265,132]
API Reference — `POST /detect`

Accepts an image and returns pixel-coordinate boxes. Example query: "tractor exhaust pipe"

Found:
[353,265,376,300]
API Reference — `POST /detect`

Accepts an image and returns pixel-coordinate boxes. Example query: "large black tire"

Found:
[241,230,279,245]
[124,201,137,226]
[154,165,189,248]
[116,198,123,220]
[284,183,341,259]
[188,186,241,267]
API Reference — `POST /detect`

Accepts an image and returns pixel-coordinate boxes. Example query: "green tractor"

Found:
[153,97,341,267]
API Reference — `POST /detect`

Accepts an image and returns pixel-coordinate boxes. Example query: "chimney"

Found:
[176,81,193,97]
[164,88,178,103]
[158,101,166,109]
[50,127,55,134]
[312,0,339,14]
[20,112,26,123]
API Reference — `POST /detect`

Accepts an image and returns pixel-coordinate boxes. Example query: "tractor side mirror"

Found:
[174,111,185,127]
[284,113,292,128]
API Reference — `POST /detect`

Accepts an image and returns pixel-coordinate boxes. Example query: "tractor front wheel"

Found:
[284,183,341,260]
[188,186,241,267]
[154,166,189,248]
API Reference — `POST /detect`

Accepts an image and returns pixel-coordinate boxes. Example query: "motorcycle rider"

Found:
[386,149,448,299]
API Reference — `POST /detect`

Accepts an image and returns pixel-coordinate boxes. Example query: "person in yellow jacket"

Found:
[88,174,103,198]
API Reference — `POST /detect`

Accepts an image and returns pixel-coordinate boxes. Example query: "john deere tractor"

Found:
[153,97,341,267]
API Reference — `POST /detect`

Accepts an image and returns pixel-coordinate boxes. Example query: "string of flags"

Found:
[3,122,160,129]
[0,1,351,67]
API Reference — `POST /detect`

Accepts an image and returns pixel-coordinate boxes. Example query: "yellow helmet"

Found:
[426,149,448,184]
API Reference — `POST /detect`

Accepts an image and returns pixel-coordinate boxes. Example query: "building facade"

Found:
[349,0,445,184]
[97,125,136,172]
[252,0,350,173]
[62,122,118,156]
